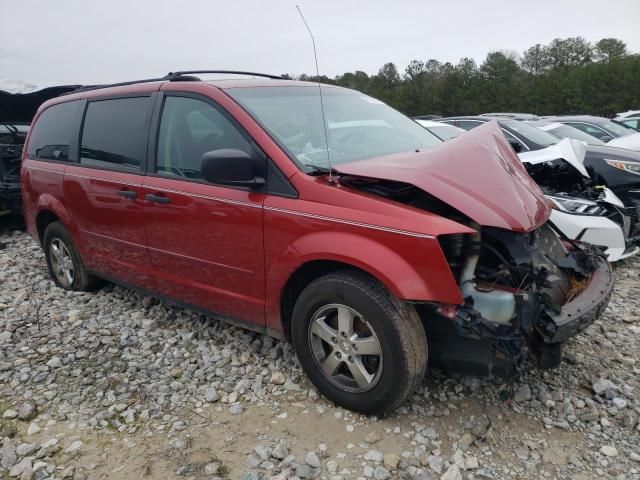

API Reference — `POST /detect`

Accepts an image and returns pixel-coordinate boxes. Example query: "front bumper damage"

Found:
[421,223,614,377]
[540,262,613,343]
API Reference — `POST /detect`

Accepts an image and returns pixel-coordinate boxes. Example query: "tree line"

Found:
[288,37,640,118]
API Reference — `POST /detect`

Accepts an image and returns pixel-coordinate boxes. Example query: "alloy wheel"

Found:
[49,238,75,287]
[308,303,383,393]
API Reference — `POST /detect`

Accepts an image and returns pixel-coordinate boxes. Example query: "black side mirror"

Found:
[201,149,265,189]
[507,138,524,153]
[600,134,614,143]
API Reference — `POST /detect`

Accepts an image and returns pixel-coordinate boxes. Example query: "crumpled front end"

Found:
[422,223,614,376]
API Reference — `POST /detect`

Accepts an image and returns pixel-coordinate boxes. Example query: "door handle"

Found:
[116,189,137,199]
[145,193,171,204]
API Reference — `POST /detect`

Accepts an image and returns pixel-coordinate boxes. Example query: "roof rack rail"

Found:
[60,77,166,96]
[164,70,285,80]
[60,70,285,96]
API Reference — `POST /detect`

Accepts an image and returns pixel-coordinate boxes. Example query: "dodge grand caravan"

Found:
[21,72,614,414]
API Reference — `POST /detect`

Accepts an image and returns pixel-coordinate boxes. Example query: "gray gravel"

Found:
[1,226,639,479]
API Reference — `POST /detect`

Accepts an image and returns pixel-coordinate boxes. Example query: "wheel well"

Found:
[280,260,374,339]
[35,210,60,245]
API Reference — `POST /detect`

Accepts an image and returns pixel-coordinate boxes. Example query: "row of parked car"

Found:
[415,114,640,262]
[1,72,628,413]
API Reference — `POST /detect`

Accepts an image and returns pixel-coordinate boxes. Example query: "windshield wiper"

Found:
[304,163,332,176]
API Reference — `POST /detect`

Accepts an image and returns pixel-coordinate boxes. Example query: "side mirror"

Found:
[507,138,524,153]
[600,134,614,143]
[201,149,265,189]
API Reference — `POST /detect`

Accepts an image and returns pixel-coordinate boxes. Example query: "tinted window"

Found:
[156,96,253,180]
[27,101,81,161]
[80,97,150,171]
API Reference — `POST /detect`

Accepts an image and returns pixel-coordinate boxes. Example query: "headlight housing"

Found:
[604,159,640,176]
[546,195,607,216]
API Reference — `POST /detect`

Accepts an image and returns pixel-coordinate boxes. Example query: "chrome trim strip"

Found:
[264,206,435,239]
[145,187,263,209]
[29,166,64,175]
[65,171,141,189]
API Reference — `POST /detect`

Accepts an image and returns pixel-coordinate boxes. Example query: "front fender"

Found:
[265,227,462,332]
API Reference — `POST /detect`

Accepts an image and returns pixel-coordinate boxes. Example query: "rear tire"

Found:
[291,270,428,415]
[43,222,99,291]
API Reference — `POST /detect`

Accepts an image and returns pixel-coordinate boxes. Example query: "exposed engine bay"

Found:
[341,174,614,377]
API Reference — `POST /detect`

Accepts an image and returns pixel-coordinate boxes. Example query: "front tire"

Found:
[43,222,99,291]
[291,271,428,415]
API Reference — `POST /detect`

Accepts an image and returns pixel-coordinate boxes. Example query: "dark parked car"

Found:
[439,116,559,152]
[22,72,613,414]
[0,123,29,216]
[0,85,80,217]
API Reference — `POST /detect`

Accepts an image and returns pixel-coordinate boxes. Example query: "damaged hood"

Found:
[518,138,590,178]
[334,121,550,232]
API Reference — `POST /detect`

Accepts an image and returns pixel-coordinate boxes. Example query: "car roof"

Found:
[38,77,342,111]
[439,116,489,122]
[545,115,610,124]
[202,78,327,89]
[480,112,539,120]
[414,119,456,128]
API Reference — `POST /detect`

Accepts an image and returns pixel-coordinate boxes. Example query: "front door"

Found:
[142,93,266,326]
[64,95,155,287]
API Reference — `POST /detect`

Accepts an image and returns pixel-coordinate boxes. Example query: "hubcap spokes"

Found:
[309,304,383,393]
[50,239,74,286]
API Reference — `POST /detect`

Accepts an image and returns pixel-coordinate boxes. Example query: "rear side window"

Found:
[27,101,81,161]
[80,97,151,171]
[456,120,483,131]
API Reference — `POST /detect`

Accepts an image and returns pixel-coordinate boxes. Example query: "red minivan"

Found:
[21,72,614,414]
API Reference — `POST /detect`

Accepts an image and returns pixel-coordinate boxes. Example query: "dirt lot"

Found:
[1,222,639,480]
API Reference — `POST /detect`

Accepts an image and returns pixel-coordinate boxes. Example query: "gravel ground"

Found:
[0,222,639,480]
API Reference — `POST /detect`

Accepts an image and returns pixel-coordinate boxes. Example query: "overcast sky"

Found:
[1,0,639,85]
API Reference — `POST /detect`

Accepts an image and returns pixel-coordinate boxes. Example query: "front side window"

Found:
[27,101,81,161]
[226,86,440,171]
[156,96,252,180]
[80,97,151,171]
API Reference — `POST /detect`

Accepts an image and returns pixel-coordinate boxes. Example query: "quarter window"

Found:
[456,120,483,131]
[156,96,252,180]
[27,101,81,161]
[80,97,151,171]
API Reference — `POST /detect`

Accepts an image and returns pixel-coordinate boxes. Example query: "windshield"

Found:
[427,124,464,140]
[546,124,605,145]
[500,119,559,147]
[600,120,636,137]
[226,86,441,170]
